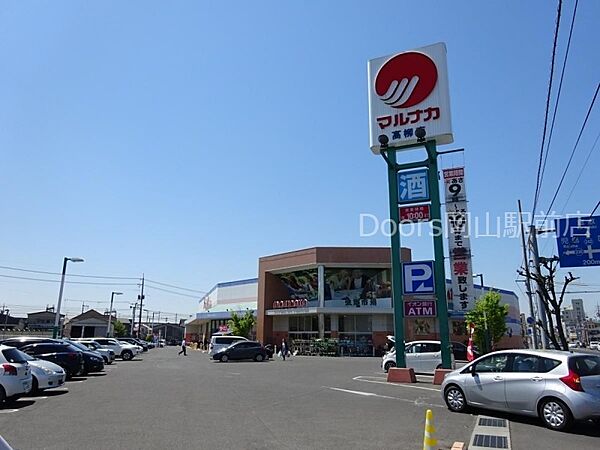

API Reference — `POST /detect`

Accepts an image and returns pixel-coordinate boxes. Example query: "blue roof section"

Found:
[203,277,259,297]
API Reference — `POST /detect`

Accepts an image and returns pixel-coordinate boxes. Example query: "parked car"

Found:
[15,349,65,393]
[75,340,115,364]
[61,340,104,374]
[1,336,58,349]
[0,345,33,402]
[208,335,248,356]
[441,349,600,431]
[119,337,149,352]
[19,342,84,379]
[382,339,455,374]
[76,338,139,360]
[213,341,268,362]
[589,341,599,351]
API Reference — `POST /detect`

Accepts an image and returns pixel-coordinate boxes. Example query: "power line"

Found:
[144,284,201,299]
[0,273,137,286]
[532,0,563,215]
[539,0,579,193]
[0,264,139,280]
[591,200,600,217]
[542,82,600,222]
[145,279,207,294]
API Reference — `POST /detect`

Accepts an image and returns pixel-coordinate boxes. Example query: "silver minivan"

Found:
[208,335,248,356]
[441,349,600,431]
[382,339,454,374]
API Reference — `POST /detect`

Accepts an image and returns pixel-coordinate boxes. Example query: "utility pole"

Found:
[81,302,88,315]
[130,303,138,338]
[2,306,9,339]
[137,274,145,339]
[529,225,548,349]
[518,200,539,349]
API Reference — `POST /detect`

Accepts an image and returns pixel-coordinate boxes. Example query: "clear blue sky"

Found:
[1,1,599,322]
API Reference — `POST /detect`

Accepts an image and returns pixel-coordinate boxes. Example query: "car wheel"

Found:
[31,376,39,394]
[444,385,468,413]
[384,361,396,373]
[539,398,573,431]
[121,350,133,361]
[255,354,264,362]
[220,354,229,362]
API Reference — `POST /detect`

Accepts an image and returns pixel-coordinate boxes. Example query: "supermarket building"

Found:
[185,246,522,354]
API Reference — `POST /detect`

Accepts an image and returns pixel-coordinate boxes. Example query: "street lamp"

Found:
[52,257,84,338]
[107,292,123,337]
[473,273,484,292]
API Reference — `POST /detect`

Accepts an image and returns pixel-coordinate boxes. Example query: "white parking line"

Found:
[324,386,445,408]
[0,409,19,414]
[353,376,441,392]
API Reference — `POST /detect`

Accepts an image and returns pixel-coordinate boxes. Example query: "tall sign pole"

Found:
[369,43,455,370]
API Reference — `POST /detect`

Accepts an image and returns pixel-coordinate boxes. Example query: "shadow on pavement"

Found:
[468,407,600,438]
[1,399,36,411]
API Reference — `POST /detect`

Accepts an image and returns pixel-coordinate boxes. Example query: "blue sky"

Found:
[1,1,599,321]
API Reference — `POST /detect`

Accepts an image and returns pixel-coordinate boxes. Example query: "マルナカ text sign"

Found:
[443,167,475,312]
[402,261,435,295]
[404,300,437,317]
[398,168,429,203]
[368,42,453,154]
[400,204,431,222]
[555,216,600,268]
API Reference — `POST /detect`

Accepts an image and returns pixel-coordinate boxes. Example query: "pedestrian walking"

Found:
[281,339,287,361]
[178,338,187,356]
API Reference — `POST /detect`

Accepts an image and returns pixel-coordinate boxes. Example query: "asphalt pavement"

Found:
[0,349,598,449]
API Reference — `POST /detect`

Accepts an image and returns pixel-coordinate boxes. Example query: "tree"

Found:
[112,320,127,337]
[465,291,509,354]
[518,258,577,351]
[227,310,256,338]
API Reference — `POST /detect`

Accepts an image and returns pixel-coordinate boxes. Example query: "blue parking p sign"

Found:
[403,261,435,295]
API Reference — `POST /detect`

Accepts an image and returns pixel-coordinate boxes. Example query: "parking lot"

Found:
[1,348,599,449]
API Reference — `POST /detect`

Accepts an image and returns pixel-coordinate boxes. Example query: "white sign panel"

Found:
[368,42,453,154]
[402,261,435,295]
[443,167,475,312]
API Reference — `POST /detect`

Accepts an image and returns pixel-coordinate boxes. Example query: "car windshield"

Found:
[2,348,30,363]
[68,341,91,352]
[570,355,600,377]
[64,344,82,353]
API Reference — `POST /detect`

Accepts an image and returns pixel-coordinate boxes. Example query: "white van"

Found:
[382,339,455,374]
[208,335,248,356]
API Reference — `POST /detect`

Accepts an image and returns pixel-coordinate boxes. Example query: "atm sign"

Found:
[399,204,431,222]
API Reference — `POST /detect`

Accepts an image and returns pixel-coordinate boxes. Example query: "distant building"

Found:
[63,309,116,338]
[562,299,588,343]
[0,312,26,331]
[27,309,65,331]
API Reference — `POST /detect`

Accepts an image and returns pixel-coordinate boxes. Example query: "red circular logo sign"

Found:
[375,52,438,109]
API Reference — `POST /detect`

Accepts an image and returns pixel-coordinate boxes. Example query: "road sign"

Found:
[399,204,431,222]
[403,261,435,295]
[404,300,437,317]
[368,42,454,154]
[398,168,429,203]
[555,215,600,268]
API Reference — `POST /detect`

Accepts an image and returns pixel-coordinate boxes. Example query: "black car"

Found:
[213,341,268,362]
[20,343,85,379]
[1,337,59,349]
[62,340,105,374]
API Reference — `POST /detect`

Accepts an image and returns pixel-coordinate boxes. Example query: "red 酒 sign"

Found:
[404,300,437,317]
[399,204,431,222]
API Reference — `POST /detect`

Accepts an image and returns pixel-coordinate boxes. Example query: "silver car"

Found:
[18,351,66,393]
[441,349,600,431]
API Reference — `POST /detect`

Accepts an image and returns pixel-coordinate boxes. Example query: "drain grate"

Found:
[472,434,508,449]
[478,418,507,428]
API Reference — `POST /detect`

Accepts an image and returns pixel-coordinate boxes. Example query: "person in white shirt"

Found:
[178,338,187,356]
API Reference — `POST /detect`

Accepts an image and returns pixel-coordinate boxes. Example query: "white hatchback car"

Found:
[382,339,455,374]
[0,345,33,402]
[17,350,65,393]
[76,338,140,361]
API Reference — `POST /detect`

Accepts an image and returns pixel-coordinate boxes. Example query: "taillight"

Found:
[2,363,17,376]
[560,370,584,392]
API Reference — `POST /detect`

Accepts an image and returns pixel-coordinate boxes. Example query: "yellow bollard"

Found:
[423,409,438,450]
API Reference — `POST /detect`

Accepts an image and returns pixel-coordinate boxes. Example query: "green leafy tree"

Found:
[112,320,127,338]
[227,310,256,338]
[465,291,509,353]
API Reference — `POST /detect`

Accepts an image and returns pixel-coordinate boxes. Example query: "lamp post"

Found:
[107,292,122,337]
[473,273,491,353]
[53,257,84,338]
[473,273,484,293]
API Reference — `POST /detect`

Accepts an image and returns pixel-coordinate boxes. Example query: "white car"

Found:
[76,338,140,361]
[17,350,65,392]
[382,339,455,374]
[590,341,599,351]
[208,335,248,356]
[0,345,33,402]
